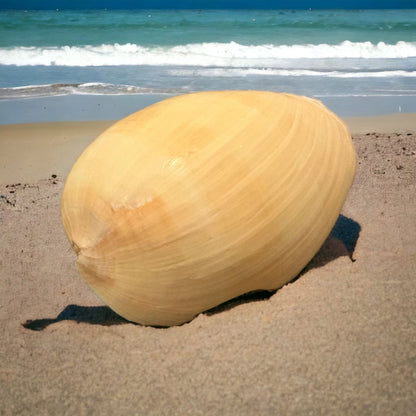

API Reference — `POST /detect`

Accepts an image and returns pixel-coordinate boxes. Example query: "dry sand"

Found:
[0,114,415,415]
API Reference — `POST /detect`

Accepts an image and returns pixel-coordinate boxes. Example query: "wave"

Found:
[0,83,184,99]
[169,68,416,78]
[2,69,415,99]
[1,41,415,67]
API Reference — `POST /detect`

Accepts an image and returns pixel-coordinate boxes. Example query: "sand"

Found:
[0,114,415,415]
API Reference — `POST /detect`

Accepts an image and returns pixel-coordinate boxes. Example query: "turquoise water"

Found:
[1,9,415,47]
[0,9,415,120]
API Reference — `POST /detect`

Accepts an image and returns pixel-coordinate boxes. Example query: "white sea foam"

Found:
[0,83,182,99]
[168,68,416,78]
[1,41,415,67]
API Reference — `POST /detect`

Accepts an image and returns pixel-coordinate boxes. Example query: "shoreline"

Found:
[0,112,415,184]
[1,93,416,125]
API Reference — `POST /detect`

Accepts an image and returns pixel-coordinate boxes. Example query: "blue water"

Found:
[0,9,415,121]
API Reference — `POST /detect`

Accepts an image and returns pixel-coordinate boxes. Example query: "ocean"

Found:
[0,8,415,123]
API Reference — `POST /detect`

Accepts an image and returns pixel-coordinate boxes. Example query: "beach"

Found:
[1,111,415,414]
[1,6,415,414]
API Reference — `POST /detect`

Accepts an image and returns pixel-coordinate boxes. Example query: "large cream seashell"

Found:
[61,91,356,326]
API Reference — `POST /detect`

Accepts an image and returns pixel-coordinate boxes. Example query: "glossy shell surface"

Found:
[61,91,356,326]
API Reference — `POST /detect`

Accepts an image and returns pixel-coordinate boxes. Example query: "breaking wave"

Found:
[1,40,415,67]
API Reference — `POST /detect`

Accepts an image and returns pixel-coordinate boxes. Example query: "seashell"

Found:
[61,91,356,326]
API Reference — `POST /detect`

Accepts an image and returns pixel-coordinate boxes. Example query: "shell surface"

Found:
[61,91,356,326]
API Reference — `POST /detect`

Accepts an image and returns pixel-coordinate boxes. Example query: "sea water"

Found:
[0,8,415,122]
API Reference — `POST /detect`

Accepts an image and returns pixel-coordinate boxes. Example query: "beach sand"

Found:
[1,114,415,414]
